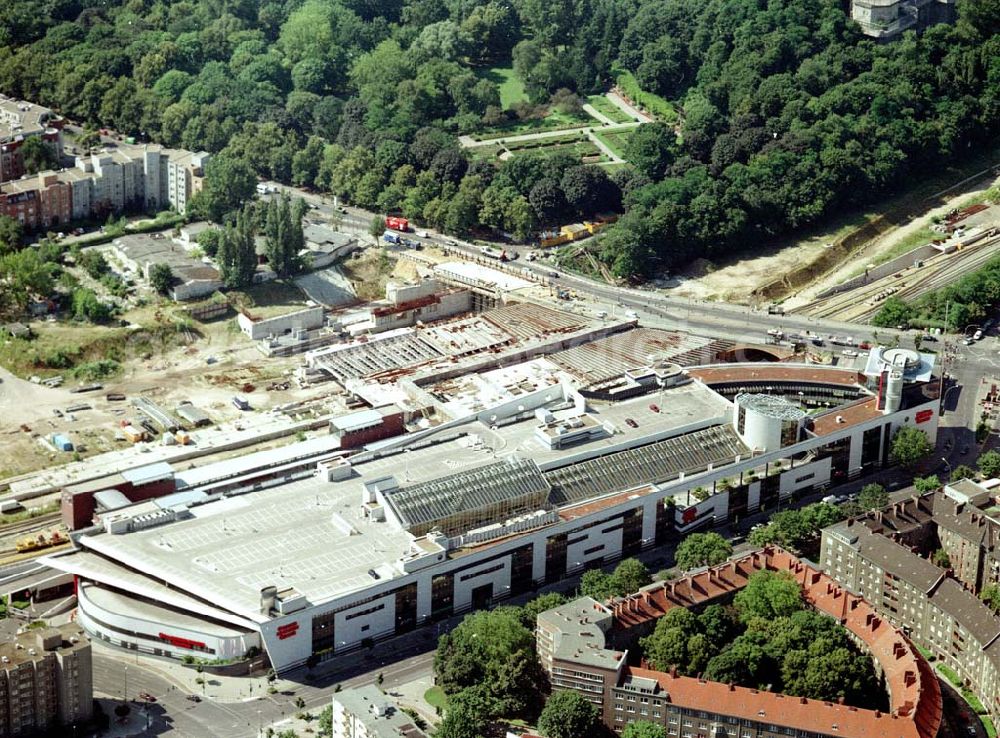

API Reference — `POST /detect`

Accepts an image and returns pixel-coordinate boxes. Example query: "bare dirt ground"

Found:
[668,166,1000,305]
[784,173,1000,309]
[0,251,428,483]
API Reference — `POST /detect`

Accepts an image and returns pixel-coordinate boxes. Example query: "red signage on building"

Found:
[915,409,934,424]
[682,507,698,524]
[276,622,299,640]
[158,633,206,650]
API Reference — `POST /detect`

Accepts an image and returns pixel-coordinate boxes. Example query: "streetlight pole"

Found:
[123,665,128,704]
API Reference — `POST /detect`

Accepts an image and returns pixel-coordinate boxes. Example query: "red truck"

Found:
[386,216,409,232]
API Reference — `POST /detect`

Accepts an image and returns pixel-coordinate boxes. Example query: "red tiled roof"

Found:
[629,666,922,738]
[608,547,941,738]
[810,397,883,436]
[689,365,864,387]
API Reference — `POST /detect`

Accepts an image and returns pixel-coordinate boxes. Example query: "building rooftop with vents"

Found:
[332,684,429,738]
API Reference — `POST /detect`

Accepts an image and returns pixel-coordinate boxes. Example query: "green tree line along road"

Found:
[0,0,997,285]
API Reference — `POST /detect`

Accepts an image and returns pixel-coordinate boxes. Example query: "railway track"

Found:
[0,543,70,568]
[800,234,1000,322]
[0,512,62,541]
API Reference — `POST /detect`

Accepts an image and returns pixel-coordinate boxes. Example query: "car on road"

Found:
[548,270,559,278]
[625,418,638,428]
[967,726,977,736]
[139,692,156,702]
[416,230,429,238]
[649,404,660,413]
[186,694,201,702]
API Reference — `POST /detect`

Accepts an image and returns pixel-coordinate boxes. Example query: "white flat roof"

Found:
[77,475,417,620]
[174,434,342,489]
[56,381,731,623]
[434,261,532,290]
[121,461,173,486]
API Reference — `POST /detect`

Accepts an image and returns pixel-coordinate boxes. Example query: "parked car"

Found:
[625,418,638,428]
[649,404,660,413]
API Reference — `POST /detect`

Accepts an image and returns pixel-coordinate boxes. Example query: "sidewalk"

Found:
[93,641,274,704]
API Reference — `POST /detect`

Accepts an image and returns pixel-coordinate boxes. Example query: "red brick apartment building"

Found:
[536,546,942,738]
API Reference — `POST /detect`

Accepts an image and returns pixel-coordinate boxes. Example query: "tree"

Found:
[537,691,598,738]
[197,229,222,258]
[369,216,386,238]
[0,247,56,311]
[979,451,1000,479]
[733,571,802,622]
[982,584,1000,613]
[623,721,667,738]
[0,215,23,255]
[199,153,257,223]
[624,123,677,180]
[560,165,616,216]
[951,464,977,482]
[641,608,700,673]
[674,532,732,571]
[217,204,257,289]
[857,483,889,512]
[890,427,932,468]
[872,297,914,328]
[435,686,500,738]
[611,558,651,595]
[914,475,941,493]
[72,288,113,323]
[433,608,542,716]
[518,592,567,628]
[748,503,844,554]
[579,569,617,601]
[149,263,173,295]
[931,549,951,568]
[18,137,58,175]
[263,195,303,277]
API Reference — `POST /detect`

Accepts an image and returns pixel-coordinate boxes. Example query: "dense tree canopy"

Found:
[537,691,599,738]
[642,571,881,707]
[748,502,844,554]
[980,451,1000,479]
[433,608,543,717]
[0,0,996,278]
[579,558,652,601]
[890,426,932,468]
[674,532,732,571]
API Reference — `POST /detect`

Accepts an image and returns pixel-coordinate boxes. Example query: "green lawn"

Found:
[936,662,997,736]
[593,128,636,159]
[587,95,634,124]
[613,66,677,123]
[470,109,597,141]
[474,66,528,108]
[503,134,608,163]
[424,686,448,713]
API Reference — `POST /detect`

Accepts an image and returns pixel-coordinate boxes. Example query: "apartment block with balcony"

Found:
[0,624,92,738]
[820,488,1000,718]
